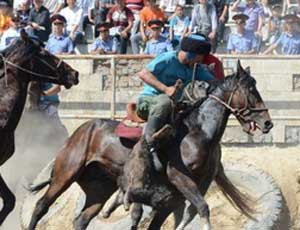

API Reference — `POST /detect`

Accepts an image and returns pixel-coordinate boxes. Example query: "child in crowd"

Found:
[144,19,173,55]
[90,22,119,54]
[267,4,282,45]
[89,0,115,38]
[0,13,21,50]
[17,0,30,27]
[169,4,189,49]
[0,1,12,36]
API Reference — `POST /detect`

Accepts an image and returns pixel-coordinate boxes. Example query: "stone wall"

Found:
[58,55,300,144]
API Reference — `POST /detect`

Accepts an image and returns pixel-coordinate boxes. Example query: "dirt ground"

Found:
[221,145,300,230]
[18,145,300,230]
[2,144,300,230]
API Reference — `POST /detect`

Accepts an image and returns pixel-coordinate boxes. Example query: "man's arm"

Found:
[42,84,61,96]
[231,0,241,12]
[263,43,277,54]
[138,68,176,96]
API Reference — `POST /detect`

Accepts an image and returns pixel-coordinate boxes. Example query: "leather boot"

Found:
[144,116,165,170]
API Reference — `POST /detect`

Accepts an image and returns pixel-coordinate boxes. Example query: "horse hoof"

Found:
[101,211,110,219]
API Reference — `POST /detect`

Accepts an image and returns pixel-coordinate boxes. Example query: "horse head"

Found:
[219,60,273,134]
[1,30,79,88]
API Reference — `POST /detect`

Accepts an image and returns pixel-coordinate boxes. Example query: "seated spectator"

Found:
[46,14,74,54]
[77,0,95,33]
[0,1,12,36]
[189,0,218,52]
[169,4,189,49]
[16,0,30,27]
[212,0,229,45]
[60,0,84,45]
[125,0,143,35]
[263,14,300,55]
[106,0,134,54]
[0,13,21,50]
[90,22,119,54]
[159,0,185,19]
[89,0,109,38]
[267,4,282,45]
[231,0,264,52]
[130,0,165,54]
[42,0,65,15]
[227,14,258,54]
[144,19,173,54]
[27,0,51,42]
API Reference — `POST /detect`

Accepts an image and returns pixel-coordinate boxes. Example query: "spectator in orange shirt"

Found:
[130,0,165,54]
[0,1,12,36]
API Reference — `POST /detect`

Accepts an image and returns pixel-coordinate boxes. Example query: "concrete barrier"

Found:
[57,54,300,144]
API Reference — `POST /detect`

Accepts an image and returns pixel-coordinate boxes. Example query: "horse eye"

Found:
[249,87,254,92]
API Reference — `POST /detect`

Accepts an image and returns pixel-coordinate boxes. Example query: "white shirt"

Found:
[60,6,84,32]
[76,0,95,16]
[43,0,65,13]
[0,28,20,50]
[159,0,186,13]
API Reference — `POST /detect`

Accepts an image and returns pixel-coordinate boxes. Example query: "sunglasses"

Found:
[151,27,161,31]
[99,29,109,32]
[54,22,64,25]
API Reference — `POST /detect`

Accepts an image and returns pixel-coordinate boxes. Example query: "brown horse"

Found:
[0,30,79,225]
[28,61,273,230]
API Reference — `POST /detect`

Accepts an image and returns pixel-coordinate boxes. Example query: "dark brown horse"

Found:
[28,61,273,230]
[0,30,79,225]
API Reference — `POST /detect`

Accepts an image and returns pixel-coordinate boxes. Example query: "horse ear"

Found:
[236,59,245,79]
[244,66,251,75]
[20,29,29,43]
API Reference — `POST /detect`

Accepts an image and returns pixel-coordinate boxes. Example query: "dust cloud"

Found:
[0,110,68,230]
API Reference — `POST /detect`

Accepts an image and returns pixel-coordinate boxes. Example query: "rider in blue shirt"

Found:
[136,34,214,155]
[263,14,300,55]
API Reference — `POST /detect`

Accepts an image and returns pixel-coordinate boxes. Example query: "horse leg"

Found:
[74,182,113,230]
[130,203,143,230]
[101,188,124,218]
[166,162,211,230]
[101,189,144,230]
[148,196,184,230]
[0,174,15,225]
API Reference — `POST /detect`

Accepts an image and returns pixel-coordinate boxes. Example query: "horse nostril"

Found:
[264,120,273,130]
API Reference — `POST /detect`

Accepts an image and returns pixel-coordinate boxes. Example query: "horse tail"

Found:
[215,163,255,220]
[26,179,51,193]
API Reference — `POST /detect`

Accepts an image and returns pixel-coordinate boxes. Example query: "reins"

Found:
[209,85,268,122]
[0,52,62,87]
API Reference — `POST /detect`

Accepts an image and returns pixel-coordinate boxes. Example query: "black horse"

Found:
[0,30,78,225]
[28,61,273,230]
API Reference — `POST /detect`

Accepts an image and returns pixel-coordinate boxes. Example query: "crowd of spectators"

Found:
[0,0,299,55]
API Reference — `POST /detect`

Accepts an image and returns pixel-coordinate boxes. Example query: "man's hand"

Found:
[141,34,148,42]
[97,48,105,54]
[165,86,177,97]
[219,16,226,23]
[208,31,216,40]
[121,31,128,38]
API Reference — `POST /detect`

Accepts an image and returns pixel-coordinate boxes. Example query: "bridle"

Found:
[0,51,63,87]
[209,83,268,122]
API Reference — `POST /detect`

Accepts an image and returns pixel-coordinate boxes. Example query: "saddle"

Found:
[115,103,145,141]
[115,81,211,141]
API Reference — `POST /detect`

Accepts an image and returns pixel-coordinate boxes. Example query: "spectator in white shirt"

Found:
[59,0,84,44]
[0,14,21,50]
[159,0,185,18]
